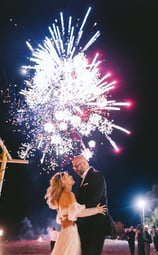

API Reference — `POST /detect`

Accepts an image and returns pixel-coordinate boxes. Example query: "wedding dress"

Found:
[51,202,99,255]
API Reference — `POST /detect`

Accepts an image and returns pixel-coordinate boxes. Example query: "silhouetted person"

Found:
[151,226,158,252]
[143,226,152,255]
[49,227,58,251]
[136,225,145,255]
[126,226,136,255]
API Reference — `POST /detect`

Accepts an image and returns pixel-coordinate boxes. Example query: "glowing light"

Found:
[113,146,122,154]
[137,198,146,209]
[21,68,28,75]
[126,101,133,108]
[0,229,4,237]
[38,236,42,242]
[44,123,54,133]
[136,197,148,227]
[3,7,131,170]
[88,140,96,148]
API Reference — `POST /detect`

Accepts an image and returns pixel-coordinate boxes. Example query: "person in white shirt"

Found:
[49,227,58,251]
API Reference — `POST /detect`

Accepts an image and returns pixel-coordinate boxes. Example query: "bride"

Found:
[45,172,106,255]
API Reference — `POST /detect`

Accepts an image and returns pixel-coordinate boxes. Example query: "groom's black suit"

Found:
[76,167,108,255]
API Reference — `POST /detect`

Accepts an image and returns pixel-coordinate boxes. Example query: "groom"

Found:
[72,155,109,255]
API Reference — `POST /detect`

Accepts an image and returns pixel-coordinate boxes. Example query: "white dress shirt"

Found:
[80,167,90,186]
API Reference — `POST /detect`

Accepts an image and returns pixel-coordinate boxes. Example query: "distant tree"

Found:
[146,208,158,228]
[146,184,158,209]
[145,184,158,227]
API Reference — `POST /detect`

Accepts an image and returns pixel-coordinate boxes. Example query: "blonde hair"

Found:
[45,172,65,209]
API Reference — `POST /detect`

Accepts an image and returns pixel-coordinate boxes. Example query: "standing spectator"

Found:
[48,227,58,252]
[126,226,136,255]
[143,226,152,255]
[151,226,158,252]
[136,225,145,255]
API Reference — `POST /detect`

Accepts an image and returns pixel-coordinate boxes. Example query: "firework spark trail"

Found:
[6,7,131,170]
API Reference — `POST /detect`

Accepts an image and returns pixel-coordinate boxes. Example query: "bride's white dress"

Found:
[51,202,98,255]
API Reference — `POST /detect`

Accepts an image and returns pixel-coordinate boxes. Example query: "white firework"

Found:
[17,7,130,168]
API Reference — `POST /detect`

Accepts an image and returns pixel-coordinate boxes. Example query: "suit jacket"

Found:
[76,167,110,236]
[76,167,107,208]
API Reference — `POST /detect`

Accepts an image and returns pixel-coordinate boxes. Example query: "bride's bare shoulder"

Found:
[59,191,76,206]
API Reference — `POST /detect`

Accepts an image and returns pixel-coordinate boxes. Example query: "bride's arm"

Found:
[76,203,106,217]
[60,192,106,223]
[60,203,106,228]
[68,201,106,221]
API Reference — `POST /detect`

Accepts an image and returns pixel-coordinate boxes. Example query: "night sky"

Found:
[0,0,158,240]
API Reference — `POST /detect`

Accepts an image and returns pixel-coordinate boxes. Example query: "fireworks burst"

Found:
[4,7,131,170]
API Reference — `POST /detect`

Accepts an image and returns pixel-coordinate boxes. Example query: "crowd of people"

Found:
[125,224,158,255]
[45,155,158,255]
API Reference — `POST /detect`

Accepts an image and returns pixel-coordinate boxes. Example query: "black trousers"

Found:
[77,221,105,255]
[50,241,56,251]
[128,240,135,255]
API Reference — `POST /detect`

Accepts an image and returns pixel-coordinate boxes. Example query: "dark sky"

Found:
[0,0,158,240]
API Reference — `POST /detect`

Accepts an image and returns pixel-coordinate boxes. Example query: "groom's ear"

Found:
[82,161,86,168]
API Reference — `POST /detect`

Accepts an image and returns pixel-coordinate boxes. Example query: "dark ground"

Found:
[0,239,156,255]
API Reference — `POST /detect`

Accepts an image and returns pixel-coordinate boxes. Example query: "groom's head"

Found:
[72,155,89,177]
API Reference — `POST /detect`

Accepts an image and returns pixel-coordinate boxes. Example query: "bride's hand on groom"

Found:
[96,203,107,215]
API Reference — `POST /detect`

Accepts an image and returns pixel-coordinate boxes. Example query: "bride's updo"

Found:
[45,172,66,209]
